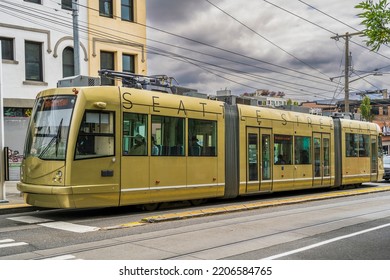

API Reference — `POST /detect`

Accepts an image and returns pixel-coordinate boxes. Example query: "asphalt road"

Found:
[1,184,390,260]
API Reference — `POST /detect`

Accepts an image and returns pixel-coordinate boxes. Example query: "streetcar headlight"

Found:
[53,170,63,183]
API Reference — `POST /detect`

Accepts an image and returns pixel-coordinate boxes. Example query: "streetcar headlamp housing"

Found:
[53,170,63,183]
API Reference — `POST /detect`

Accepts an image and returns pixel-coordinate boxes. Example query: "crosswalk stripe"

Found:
[0,240,28,248]
[43,255,77,260]
[0,239,15,243]
[7,216,53,224]
[7,216,100,233]
[39,221,100,233]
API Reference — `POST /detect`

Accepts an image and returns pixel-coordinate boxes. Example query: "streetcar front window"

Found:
[24,96,76,160]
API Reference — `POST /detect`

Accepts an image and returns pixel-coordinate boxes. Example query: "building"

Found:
[0,0,146,180]
[87,0,147,83]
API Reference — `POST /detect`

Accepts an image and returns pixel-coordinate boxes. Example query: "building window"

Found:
[0,37,14,60]
[61,0,72,10]
[25,41,43,81]
[62,47,74,78]
[99,0,113,18]
[100,51,115,85]
[121,0,134,22]
[122,54,135,73]
[24,0,41,3]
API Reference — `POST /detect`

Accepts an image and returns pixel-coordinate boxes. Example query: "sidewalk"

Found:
[0,181,31,210]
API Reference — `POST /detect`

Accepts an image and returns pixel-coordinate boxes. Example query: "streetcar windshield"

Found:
[24,95,76,160]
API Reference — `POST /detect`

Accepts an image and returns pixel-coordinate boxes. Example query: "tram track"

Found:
[24,192,390,260]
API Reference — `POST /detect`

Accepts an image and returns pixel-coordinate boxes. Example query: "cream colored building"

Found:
[87,0,147,82]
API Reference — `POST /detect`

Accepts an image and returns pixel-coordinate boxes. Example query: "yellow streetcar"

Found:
[17,72,384,209]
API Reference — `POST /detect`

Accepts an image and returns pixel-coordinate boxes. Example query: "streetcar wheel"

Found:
[142,203,160,211]
[190,199,207,206]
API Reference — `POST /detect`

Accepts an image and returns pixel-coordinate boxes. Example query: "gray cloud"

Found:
[146,0,390,101]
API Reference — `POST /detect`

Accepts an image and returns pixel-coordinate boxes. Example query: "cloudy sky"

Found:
[145,0,390,102]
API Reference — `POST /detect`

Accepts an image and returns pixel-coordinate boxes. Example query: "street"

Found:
[1,184,390,260]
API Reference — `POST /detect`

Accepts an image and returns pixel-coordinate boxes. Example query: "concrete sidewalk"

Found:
[0,181,31,210]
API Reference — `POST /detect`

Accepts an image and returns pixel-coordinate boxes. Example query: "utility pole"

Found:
[0,41,6,202]
[331,31,363,113]
[72,0,80,75]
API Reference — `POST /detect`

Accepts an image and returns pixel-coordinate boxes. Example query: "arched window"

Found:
[62,46,74,77]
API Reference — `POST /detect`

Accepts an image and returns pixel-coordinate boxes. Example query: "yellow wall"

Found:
[87,0,147,79]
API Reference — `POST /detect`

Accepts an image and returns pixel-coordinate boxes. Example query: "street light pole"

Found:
[0,41,6,202]
[72,0,80,76]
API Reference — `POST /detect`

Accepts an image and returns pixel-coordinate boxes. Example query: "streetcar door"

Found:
[260,129,272,192]
[313,133,331,187]
[370,135,378,181]
[246,128,260,193]
[72,110,121,208]
[246,127,272,193]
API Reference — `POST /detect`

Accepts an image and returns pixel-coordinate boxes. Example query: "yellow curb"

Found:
[101,221,147,230]
[0,203,31,210]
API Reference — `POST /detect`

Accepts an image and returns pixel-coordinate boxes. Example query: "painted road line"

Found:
[0,239,14,243]
[0,239,28,248]
[262,222,390,260]
[43,255,78,260]
[39,221,99,233]
[7,216,53,224]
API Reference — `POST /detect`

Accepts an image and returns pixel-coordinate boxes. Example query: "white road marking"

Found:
[8,215,100,233]
[43,255,77,260]
[39,221,100,233]
[7,216,53,224]
[0,239,28,248]
[0,239,15,243]
[262,222,390,260]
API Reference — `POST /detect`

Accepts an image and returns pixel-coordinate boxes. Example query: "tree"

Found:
[355,0,390,51]
[360,95,373,121]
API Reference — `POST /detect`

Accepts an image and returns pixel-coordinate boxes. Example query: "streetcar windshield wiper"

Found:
[38,118,63,159]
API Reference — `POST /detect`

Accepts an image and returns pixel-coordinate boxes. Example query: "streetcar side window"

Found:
[122,113,147,156]
[294,136,311,164]
[274,135,292,164]
[346,133,358,157]
[188,119,217,156]
[75,111,115,159]
[346,133,370,157]
[151,115,185,156]
[359,134,370,157]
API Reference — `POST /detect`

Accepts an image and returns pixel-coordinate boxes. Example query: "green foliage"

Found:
[355,0,390,51]
[360,95,373,121]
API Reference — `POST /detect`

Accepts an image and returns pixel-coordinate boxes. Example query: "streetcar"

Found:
[17,73,384,209]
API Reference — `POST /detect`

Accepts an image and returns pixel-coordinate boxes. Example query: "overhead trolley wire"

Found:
[205,0,331,79]
[0,0,361,100]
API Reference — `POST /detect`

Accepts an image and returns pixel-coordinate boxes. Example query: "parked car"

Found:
[383,155,390,181]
